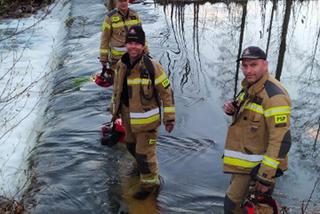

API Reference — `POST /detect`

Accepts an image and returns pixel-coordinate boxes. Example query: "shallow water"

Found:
[22,0,320,213]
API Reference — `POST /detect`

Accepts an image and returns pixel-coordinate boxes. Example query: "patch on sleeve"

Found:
[111,16,120,22]
[162,78,170,88]
[148,139,157,145]
[274,115,287,124]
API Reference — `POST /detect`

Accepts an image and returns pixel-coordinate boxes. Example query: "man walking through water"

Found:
[223,46,291,213]
[110,26,175,200]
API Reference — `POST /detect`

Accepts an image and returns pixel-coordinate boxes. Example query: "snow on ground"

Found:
[0,0,70,198]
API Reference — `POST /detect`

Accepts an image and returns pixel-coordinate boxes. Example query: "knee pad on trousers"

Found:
[126,143,136,158]
[135,153,151,174]
[224,194,236,214]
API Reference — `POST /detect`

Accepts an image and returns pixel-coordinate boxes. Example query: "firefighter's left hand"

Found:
[254,181,270,194]
[165,121,175,133]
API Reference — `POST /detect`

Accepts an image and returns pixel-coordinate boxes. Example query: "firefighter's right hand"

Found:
[223,101,235,115]
[111,115,119,122]
[100,61,108,67]
[254,181,270,194]
[165,120,175,133]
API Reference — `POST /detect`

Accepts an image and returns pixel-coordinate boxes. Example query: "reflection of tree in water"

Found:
[233,0,247,99]
[157,1,203,93]
[293,25,320,162]
[275,0,292,80]
[156,0,320,158]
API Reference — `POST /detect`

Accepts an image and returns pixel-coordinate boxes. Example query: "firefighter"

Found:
[110,26,175,200]
[99,0,148,71]
[223,46,292,213]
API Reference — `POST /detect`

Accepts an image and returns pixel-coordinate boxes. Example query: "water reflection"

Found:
[21,0,320,213]
[153,0,320,212]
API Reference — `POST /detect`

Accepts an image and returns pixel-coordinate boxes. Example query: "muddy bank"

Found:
[0,0,54,19]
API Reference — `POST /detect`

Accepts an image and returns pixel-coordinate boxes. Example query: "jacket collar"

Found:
[117,8,130,18]
[121,53,143,70]
[241,72,269,96]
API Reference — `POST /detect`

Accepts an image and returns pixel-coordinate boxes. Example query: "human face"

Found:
[116,0,128,12]
[126,42,144,59]
[241,59,268,85]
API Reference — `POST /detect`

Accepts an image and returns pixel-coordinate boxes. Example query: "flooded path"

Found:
[22,0,320,213]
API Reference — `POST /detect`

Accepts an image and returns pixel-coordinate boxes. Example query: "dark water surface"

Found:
[23,0,320,213]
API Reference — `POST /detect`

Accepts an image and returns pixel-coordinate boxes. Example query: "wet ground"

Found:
[22,0,320,213]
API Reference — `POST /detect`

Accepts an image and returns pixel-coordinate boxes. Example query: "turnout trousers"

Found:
[224,174,275,214]
[121,105,160,189]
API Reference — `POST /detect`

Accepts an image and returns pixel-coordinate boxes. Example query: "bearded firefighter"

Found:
[223,46,292,213]
[110,26,175,200]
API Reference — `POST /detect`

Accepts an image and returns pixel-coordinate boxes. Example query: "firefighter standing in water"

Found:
[223,46,292,213]
[110,26,175,200]
[99,0,148,71]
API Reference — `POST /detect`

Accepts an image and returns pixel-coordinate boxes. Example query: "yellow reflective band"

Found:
[111,19,141,28]
[125,19,141,26]
[102,22,111,31]
[130,114,160,125]
[127,78,151,85]
[275,115,288,124]
[264,106,290,118]
[100,49,109,54]
[111,49,126,56]
[111,16,120,22]
[239,92,245,101]
[224,157,260,168]
[162,78,170,88]
[155,73,167,85]
[141,176,159,184]
[244,103,264,114]
[148,139,157,145]
[262,156,279,169]
[164,106,175,113]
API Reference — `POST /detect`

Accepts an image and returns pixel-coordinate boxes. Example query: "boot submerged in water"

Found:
[132,185,160,200]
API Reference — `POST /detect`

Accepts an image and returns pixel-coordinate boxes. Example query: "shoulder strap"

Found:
[107,8,118,17]
[143,55,155,86]
[142,55,161,109]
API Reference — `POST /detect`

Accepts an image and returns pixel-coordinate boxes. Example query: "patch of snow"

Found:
[0,0,70,198]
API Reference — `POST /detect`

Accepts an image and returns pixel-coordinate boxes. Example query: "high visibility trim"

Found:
[264,106,290,117]
[127,78,151,85]
[141,176,159,184]
[224,157,260,168]
[224,150,263,162]
[112,46,126,52]
[155,73,167,85]
[100,49,109,54]
[111,48,126,56]
[262,155,279,169]
[224,150,262,168]
[111,19,141,28]
[102,22,111,31]
[130,108,159,118]
[239,92,245,101]
[111,16,120,22]
[130,114,160,125]
[244,103,264,114]
[148,139,157,145]
[164,106,175,113]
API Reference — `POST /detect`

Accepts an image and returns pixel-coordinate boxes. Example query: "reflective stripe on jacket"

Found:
[111,53,175,133]
[223,72,291,185]
[99,8,148,62]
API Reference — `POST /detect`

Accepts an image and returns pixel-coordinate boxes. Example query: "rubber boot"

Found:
[133,185,160,200]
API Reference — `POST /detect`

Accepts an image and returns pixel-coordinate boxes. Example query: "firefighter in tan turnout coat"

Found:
[223,46,292,213]
[99,0,148,70]
[111,26,175,200]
